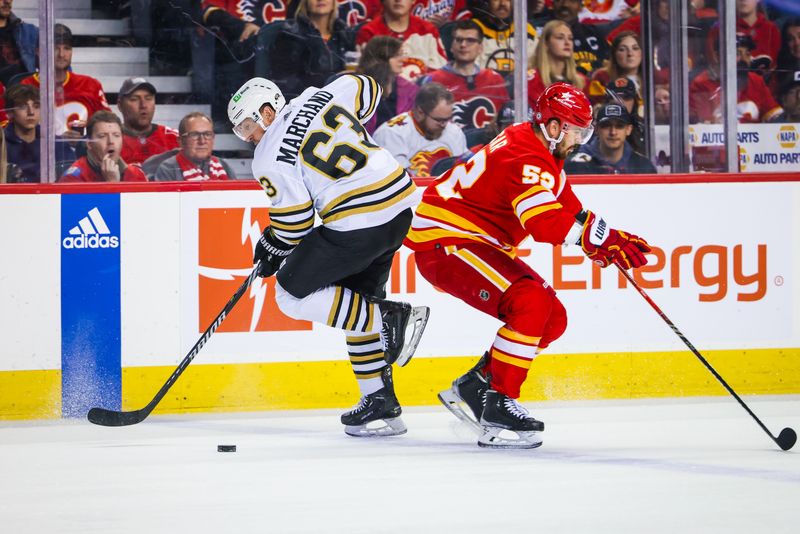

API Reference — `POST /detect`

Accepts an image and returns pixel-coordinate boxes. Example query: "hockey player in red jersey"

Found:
[405,82,651,448]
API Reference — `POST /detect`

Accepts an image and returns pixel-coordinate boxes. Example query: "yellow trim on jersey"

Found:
[363,76,379,120]
[327,286,344,326]
[345,293,361,331]
[491,350,534,369]
[415,202,493,237]
[454,248,511,291]
[319,166,405,218]
[323,184,416,224]
[269,217,314,232]
[511,186,550,210]
[269,201,313,215]
[519,202,562,226]
[473,19,537,40]
[366,301,374,332]
[498,327,541,346]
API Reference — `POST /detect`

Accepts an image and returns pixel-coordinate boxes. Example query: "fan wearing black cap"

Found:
[605,76,645,155]
[564,103,656,175]
[20,23,111,137]
[117,77,179,165]
[689,30,783,124]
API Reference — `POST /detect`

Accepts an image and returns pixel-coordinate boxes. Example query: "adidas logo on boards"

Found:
[62,207,119,249]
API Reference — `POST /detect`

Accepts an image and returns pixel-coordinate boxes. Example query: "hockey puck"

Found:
[217,444,237,452]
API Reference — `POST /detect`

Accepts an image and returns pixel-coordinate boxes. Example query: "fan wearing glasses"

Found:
[153,112,236,181]
[373,82,469,177]
[420,19,509,130]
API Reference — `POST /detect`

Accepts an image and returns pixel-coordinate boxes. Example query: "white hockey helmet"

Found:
[227,77,286,141]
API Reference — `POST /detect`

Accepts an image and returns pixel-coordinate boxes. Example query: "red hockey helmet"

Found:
[533,82,594,147]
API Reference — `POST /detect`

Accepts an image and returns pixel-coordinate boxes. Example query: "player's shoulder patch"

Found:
[386,113,409,127]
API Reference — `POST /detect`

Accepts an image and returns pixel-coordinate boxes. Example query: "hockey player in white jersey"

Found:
[228,75,430,437]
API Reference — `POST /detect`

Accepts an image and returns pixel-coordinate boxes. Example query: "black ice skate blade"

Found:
[437,389,482,434]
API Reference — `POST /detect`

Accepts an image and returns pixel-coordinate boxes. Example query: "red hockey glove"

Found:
[578,211,651,269]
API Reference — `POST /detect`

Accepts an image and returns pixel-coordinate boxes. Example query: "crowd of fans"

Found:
[1,0,800,183]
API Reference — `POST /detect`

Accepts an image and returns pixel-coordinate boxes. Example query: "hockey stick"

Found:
[617,265,796,451]
[87,266,261,427]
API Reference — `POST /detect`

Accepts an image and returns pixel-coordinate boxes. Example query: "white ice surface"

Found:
[2,397,799,534]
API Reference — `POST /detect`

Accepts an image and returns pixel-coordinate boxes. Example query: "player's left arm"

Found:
[515,162,651,270]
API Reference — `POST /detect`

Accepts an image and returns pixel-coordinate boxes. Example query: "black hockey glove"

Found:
[253,227,294,278]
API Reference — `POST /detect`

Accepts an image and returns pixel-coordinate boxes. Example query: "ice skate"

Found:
[478,390,544,449]
[438,353,489,432]
[341,366,407,437]
[374,298,430,367]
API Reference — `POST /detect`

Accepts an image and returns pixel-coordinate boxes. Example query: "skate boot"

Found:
[438,353,489,432]
[341,366,407,437]
[373,298,430,367]
[478,389,544,449]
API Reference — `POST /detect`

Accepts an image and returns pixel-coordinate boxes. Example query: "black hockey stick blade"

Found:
[88,406,148,427]
[617,265,795,451]
[776,428,797,451]
[87,266,260,427]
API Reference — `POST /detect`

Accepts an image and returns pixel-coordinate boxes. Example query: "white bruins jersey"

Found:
[372,113,468,178]
[251,74,418,243]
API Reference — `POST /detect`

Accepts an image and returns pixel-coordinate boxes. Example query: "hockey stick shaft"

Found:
[617,265,795,450]
[87,266,261,427]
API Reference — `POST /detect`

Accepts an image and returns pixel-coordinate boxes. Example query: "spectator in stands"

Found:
[572,0,639,26]
[356,36,419,133]
[271,0,354,99]
[549,0,609,76]
[690,32,784,124]
[526,20,588,109]
[736,0,780,77]
[420,19,509,130]
[775,19,800,93]
[565,103,656,174]
[412,0,470,27]
[373,82,468,177]
[117,77,179,165]
[654,84,671,124]
[154,112,235,181]
[22,24,111,138]
[605,77,645,154]
[606,0,670,84]
[588,30,642,106]
[0,0,38,86]
[60,111,147,182]
[3,84,76,183]
[357,0,448,81]
[470,0,538,76]
[779,74,800,122]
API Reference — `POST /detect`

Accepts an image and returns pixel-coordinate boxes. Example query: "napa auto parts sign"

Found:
[179,182,794,363]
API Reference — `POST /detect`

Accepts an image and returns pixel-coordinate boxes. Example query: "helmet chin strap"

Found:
[539,123,565,153]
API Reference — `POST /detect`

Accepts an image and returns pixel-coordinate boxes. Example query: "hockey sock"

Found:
[275,283,381,333]
[346,333,387,396]
[486,326,540,398]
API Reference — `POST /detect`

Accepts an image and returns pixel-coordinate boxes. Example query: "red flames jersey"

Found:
[689,70,783,123]
[22,72,110,134]
[202,0,292,25]
[423,66,509,129]
[121,124,180,164]
[404,122,583,255]
[338,0,382,27]
[356,15,447,80]
[59,157,147,182]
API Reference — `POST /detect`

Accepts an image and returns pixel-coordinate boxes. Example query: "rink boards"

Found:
[1,176,799,419]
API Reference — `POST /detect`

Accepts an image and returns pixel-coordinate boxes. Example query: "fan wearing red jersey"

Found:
[405,82,651,449]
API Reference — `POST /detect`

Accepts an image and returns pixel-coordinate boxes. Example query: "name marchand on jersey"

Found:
[252,74,418,238]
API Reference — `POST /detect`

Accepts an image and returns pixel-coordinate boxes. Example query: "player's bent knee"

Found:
[274,280,307,319]
[540,297,568,349]
[500,277,555,336]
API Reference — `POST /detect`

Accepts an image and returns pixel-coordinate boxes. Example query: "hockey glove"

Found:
[253,226,294,278]
[578,210,651,270]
